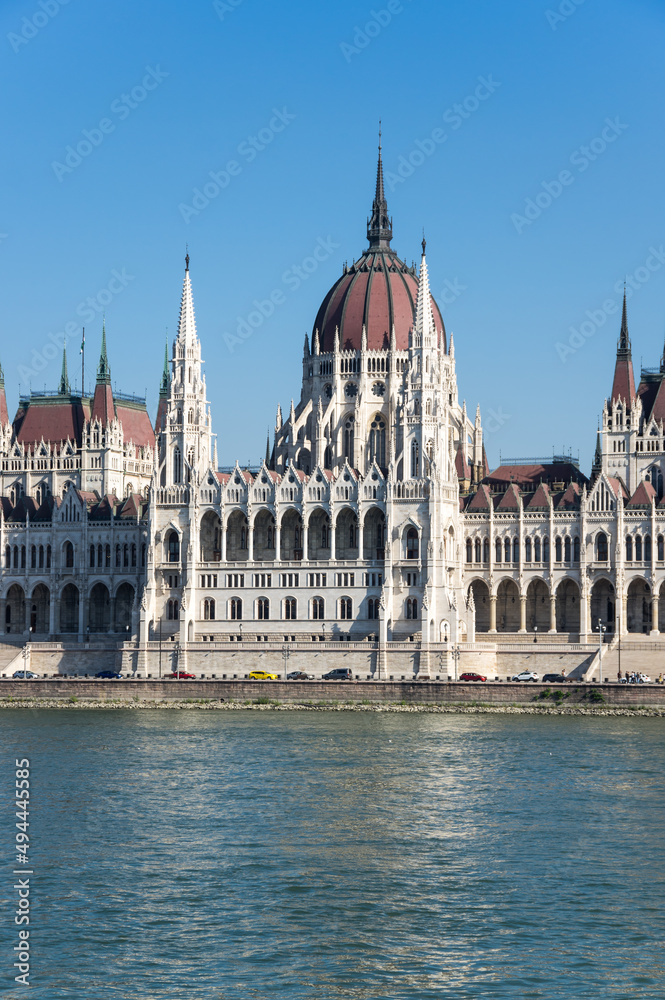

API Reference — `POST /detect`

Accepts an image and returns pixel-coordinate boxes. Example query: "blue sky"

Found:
[1,0,664,472]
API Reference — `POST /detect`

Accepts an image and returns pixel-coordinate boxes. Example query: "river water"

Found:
[1,709,664,999]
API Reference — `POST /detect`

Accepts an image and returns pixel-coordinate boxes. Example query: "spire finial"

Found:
[422,229,426,255]
[185,247,190,271]
[618,282,630,354]
[59,345,70,395]
[96,318,111,385]
[159,334,170,397]
[367,127,392,249]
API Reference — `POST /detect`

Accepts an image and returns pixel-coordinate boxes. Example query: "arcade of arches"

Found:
[196,506,387,565]
[463,577,665,635]
[2,582,136,635]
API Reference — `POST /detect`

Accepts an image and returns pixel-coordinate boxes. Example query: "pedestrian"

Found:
[617,668,622,683]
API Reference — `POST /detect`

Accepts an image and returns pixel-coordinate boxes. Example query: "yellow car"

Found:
[248,670,278,681]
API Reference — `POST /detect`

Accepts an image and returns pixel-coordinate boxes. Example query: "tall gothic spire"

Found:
[611,286,635,405]
[159,337,170,397]
[414,236,435,343]
[618,285,630,354]
[58,346,70,395]
[367,124,392,249]
[177,253,197,344]
[96,319,111,385]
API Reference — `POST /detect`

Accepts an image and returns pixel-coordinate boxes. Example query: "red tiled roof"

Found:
[455,443,471,481]
[495,483,521,510]
[647,380,665,425]
[0,386,8,425]
[116,404,155,452]
[466,484,492,510]
[14,398,90,449]
[91,383,114,426]
[611,356,636,406]
[555,482,581,510]
[607,476,628,499]
[526,483,550,510]
[483,463,587,488]
[313,249,445,353]
[154,397,168,435]
[626,480,656,507]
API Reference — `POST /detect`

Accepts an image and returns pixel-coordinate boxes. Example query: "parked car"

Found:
[512,671,539,682]
[542,673,566,683]
[286,670,314,680]
[322,668,353,681]
[459,672,487,682]
[165,671,196,680]
[12,670,38,679]
[95,670,122,679]
[248,670,278,681]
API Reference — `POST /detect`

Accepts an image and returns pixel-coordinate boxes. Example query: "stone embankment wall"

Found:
[2,678,665,707]
[11,641,598,680]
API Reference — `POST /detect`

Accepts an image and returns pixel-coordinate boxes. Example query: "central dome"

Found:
[313,142,446,353]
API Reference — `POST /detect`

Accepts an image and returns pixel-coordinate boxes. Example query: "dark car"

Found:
[542,673,566,683]
[165,671,196,680]
[286,670,314,680]
[459,672,487,682]
[95,670,122,679]
[322,668,353,681]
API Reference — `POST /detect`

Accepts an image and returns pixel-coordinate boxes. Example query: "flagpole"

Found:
[81,327,85,397]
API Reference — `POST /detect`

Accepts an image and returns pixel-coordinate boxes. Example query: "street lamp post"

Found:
[282,644,290,680]
[452,644,460,681]
[596,618,606,684]
[533,625,538,645]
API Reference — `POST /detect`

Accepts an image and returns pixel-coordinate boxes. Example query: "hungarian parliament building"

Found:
[1,147,663,650]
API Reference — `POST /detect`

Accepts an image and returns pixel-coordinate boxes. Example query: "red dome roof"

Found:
[313,249,445,353]
[313,140,445,353]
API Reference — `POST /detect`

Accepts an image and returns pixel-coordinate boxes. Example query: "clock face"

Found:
[372,381,385,396]
[324,383,333,398]
[345,382,358,398]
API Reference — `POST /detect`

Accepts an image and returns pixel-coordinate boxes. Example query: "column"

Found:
[248,517,254,562]
[357,514,364,564]
[302,515,309,565]
[221,519,227,562]
[49,593,57,636]
[519,595,527,633]
[275,519,281,563]
[549,595,557,633]
[330,515,336,561]
[489,595,497,633]
[651,593,660,636]
[78,589,86,639]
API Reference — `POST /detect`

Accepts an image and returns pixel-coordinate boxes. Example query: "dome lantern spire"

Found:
[367,123,393,249]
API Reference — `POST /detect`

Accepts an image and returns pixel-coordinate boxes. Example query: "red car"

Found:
[165,671,196,680]
[459,672,487,682]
